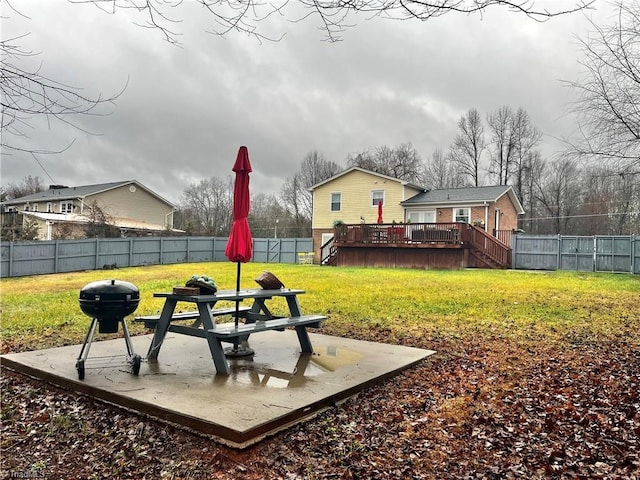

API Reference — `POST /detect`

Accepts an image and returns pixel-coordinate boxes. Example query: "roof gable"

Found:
[2,180,175,208]
[309,167,424,191]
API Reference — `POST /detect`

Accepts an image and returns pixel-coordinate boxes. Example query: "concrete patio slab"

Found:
[1,331,434,448]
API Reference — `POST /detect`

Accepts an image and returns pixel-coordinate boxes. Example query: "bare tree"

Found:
[420,148,465,189]
[73,0,592,43]
[510,107,542,201]
[280,151,340,236]
[1,22,122,155]
[248,192,299,238]
[347,143,421,183]
[2,175,45,199]
[447,108,485,186]
[580,167,640,234]
[565,1,640,172]
[533,157,583,234]
[487,106,542,192]
[487,106,518,185]
[180,177,233,235]
[84,200,120,238]
[517,150,545,232]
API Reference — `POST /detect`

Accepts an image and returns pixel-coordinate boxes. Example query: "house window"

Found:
[330,192,341,212]
[47,202,53,213]
[371,190,384,207]
[454,208,470,223]
[32,204,38,212]
[23,204,30,211]
[60,201,73,213]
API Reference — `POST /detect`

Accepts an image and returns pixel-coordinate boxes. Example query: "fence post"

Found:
[95,238,100,270]
[160,237,164,265]
[54,240,60,273]
[9,241,13,277]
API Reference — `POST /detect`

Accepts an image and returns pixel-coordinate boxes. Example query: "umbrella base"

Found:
[224,345,255,357]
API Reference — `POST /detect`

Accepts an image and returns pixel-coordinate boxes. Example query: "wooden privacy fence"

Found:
[512,234,639,274]
[0,237,314,278]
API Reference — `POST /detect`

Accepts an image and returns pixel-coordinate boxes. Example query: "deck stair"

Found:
[467,225,511,269]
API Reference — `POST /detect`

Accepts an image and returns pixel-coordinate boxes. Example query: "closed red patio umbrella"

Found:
[377,200,383,224]
[224,146,253,355]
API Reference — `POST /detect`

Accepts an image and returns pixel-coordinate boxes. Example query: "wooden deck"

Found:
[324,223,511,269]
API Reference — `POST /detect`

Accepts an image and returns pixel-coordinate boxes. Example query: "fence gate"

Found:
[559,236,595,272]
[268,240,281,263]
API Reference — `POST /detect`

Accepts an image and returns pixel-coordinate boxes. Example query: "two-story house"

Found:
[1,180,178,240]
[310,167,524,269]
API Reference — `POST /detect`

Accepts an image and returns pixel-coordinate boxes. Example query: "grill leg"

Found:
[121,319,142,376]
[120,319,135,357]
[76,318,98,380]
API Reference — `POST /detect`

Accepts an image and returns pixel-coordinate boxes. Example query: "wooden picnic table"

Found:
[144,288,326,375]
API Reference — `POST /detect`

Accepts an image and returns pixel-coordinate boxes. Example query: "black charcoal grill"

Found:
[75,279,142,379]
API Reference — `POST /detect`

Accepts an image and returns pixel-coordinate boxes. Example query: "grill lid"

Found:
[80,279,140,301]
[79,279,140,321]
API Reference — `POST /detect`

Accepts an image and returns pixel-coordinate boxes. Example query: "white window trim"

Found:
[330,192,342,212]
[453,207,471,223]
[60,201,73,214]
[371,190,385,208]
[47,202,53,213]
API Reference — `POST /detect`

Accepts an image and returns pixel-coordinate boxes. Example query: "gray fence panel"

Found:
[0,244,9,277]
[251,238,269,263]
[0,237,314,277]
[161,238,190,265]
[97,238,134,269]
[185,238,213,263]
[1,241,57,277]
[131,238,162,266]
[512,235,560,270]
[57,239,98,272]
[595,236,632,273]
[513,234,637,273]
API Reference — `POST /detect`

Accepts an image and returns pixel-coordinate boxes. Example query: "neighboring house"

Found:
[309,167,424,252]
[1,180,179,240]
[309,167,525,269]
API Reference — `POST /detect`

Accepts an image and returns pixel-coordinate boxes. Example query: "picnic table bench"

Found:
[145,289,327,375]
[134,306,251,329]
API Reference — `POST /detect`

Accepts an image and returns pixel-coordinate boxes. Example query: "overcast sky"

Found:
[2,1,615,205]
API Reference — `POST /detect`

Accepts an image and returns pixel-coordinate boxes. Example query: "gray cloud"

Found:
[2,1,613,204]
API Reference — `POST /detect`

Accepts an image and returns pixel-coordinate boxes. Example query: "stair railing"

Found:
[468,225,511,268]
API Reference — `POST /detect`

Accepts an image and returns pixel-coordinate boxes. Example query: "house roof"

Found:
[2,180,176,208]
[402,185,525,214]
[308,166,425,191]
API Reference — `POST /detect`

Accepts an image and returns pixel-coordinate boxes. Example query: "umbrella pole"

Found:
[234,261,240,351]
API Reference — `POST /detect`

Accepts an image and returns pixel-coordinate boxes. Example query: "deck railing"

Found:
[334,222,468,245]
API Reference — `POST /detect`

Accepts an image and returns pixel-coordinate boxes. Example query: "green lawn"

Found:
[1,263,638,353]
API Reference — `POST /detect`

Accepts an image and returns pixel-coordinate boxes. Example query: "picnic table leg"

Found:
[294,326,314,353]
[285,295,303,317]
[146,298,177,361]
[197,302,232,374]
[206,332,230,375]
[285,295,313,352]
